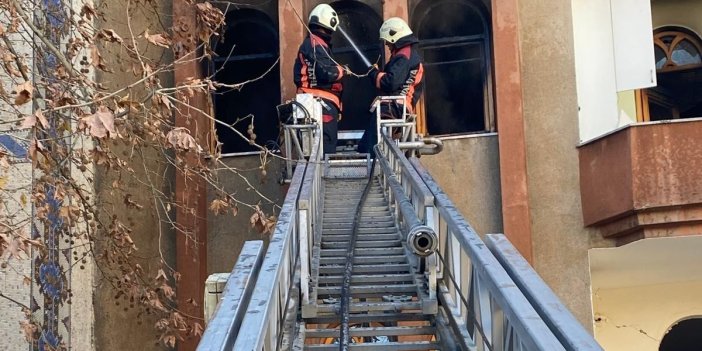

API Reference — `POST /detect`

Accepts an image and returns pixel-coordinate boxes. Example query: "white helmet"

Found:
[379,17,413,44]
[309,4,339,32]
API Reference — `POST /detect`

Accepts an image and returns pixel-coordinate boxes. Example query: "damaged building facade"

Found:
[205,0,702,350]
[1,0,701,350]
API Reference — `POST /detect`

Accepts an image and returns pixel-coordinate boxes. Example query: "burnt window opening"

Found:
[412,0,494,136]
[644,27,702,122]
[210,9,281,154]
[329,0,384,131]
[659,318,702,351]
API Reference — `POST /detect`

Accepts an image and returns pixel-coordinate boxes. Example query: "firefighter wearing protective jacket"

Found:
[293,4,347,155]
[359,17,424,154]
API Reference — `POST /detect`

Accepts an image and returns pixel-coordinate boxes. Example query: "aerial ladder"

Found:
[197,95,604,351]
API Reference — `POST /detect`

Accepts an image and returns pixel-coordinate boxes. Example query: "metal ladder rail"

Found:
[409,158,567,351]
[232,132,320,351]
[197,241,266,351]
[485,234,603,351]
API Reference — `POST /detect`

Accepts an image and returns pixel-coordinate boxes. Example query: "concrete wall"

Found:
[652,0,702,35]
[207,156,285,274]
[419,135,503,236]
[94,0,175,350]
[593,281,702,351]
[517,0,596,329]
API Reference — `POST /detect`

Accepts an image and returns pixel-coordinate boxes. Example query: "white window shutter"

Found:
[610,0,657,91]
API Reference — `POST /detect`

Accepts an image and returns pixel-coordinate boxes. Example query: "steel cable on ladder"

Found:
[339,157,377,350]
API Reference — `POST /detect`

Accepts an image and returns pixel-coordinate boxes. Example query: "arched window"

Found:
[329,0,384,132]
[638,27,702,122]
[411,0,494,136]
[660,317,702,351]
[654,30,702,71]
[210,8,281,154]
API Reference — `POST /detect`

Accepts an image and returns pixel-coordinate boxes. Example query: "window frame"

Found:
[653,30,702,73]
[636,27,702,122]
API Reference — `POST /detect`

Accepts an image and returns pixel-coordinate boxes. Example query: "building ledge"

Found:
[579,118,702,245]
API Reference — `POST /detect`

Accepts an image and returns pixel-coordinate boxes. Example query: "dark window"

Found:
[412,0,493,136]
[660,318,702,351]
[643,27,702,122]
[211,9,281,154]
[329,0,384,131]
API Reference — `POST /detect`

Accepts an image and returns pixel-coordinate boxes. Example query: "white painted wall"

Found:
[572,0,656,142]
[593,281,702,350]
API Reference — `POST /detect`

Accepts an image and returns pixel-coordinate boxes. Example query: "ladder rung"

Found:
[319,264,410,274]
[321,241,401,249]
[315,301,421,313]
[319,256,407,265]
[305,326,436,338]
[317,284,417,295]
[323,227,399,235]
[317,274,414,284]
[321,234,400,242]
[320,248,404,256]
[306,313,432,324]
[323,215,393,223]
[324,206,390,213]
[305,341,441,351]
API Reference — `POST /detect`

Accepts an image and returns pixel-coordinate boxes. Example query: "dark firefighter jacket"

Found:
[293,32,345,109]
[369,35,424,113]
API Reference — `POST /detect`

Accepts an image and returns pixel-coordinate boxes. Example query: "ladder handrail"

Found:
[485,234,603,351]
[197,241,265,351]
[298,132,323,307]
[410,158,568,351]
[231,148,310,350]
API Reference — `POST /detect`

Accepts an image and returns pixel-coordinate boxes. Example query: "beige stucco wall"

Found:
[517,0,596,330]
[207,156,286,274]
[94,0,175,350]
[593,281,702,350]
[652,0,702,35]
[419,135,503,236]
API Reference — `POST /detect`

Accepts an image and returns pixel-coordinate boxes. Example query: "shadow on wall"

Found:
[207,155,285,274]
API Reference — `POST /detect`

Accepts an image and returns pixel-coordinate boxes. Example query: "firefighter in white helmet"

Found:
[359,17,424,154]
[294,4,348,155]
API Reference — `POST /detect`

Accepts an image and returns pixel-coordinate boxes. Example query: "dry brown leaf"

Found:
[98,29,123,43]
[166,128,201,152]
[35,110,49,129]
[14,81,32,105]
[209,199,229,215]
[144,30,172,48]
[90,45,110,72]
[193,323,204,337]
[80,4,97,20]
[155,268,168,281]
[82,106,116,138]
